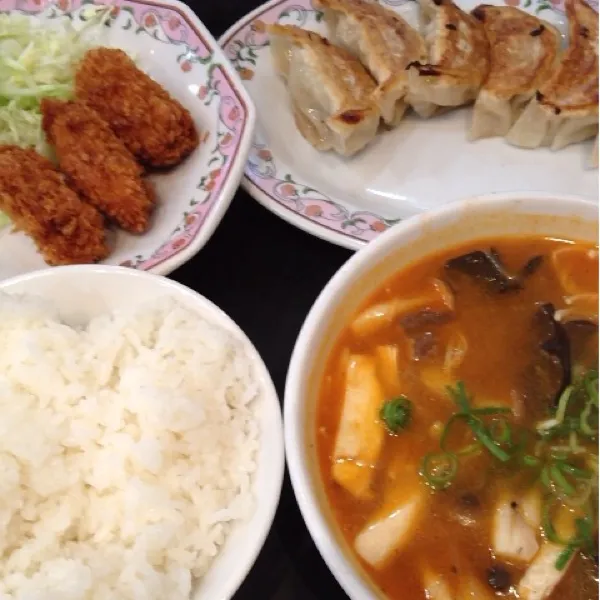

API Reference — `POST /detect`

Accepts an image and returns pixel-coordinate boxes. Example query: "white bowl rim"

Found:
[284,191,598,600]
[0,264,285,600]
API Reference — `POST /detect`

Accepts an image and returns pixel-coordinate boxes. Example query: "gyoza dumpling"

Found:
[268,24,380,156]
[506,0,598,150]
[405,0,490,117]
[469,5,561,140]
[313,0,427,126]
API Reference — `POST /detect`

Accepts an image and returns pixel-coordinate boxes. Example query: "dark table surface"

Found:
[172,2,353,597]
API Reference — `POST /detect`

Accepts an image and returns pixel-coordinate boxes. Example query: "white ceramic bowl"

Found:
[0,265,284,600]
[284,192,599,600]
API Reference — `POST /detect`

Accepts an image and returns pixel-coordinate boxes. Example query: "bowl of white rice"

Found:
[0,265,284,600]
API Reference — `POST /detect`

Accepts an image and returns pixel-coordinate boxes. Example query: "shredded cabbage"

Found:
[0,8,110,156]
[0,8,110,227]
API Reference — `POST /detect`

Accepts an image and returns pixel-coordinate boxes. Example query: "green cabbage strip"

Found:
[0,8,110,227]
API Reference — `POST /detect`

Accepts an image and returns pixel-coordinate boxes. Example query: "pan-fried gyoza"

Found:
[268,24,380,156]
[314,0,427,126]
[506,0,599,150]
[405,0,490,117]
[469,5,561,140]
[268,0,597,165]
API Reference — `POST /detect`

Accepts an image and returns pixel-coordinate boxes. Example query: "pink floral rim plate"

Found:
[220,0,599,250]
[0,0,255,280]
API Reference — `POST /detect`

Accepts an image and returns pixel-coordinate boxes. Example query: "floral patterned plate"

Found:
[220,0,598,250]
[0,0,255,279]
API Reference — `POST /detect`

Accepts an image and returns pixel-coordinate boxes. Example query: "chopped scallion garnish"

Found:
[421,452,458,490]
[419,373,598,569]
[555,544,577,571]
[549,463,576,496]
[380,396,413,434]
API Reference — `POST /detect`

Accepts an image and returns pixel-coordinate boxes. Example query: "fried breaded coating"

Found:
[75,48,199,168]
[0,145,109,266]
[42,98,155,234]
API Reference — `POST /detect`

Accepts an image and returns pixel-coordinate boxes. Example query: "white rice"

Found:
[0,294,260,600]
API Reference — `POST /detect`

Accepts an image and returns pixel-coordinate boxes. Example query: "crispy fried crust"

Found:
[0,145,109,266]
[42,98,155,234]
[75,48,199,168]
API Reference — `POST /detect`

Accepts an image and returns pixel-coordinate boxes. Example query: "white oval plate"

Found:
[220,0,599,250]
[0,0,256,280]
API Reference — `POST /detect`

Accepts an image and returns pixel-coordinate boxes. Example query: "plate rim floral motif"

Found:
[0,0,256,276]
[219,0,591,251]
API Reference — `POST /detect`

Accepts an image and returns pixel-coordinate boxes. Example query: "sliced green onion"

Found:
[421,452,458,490]
[575,515,594,541]
[542,501,573,545]
[541,465,553,490]
[550,463,576,496]
[543,501,594,548]
[490,417,512,445]
[552,516,596,569]
[555,544,577,570]
[468,417,511,462]
[446,382,471,413]
[444,383,512,462]
[380,396,413,434]
[583,370,599,406]
[523,455,541,467]
[428,378,598,507]
[563,479,594,508]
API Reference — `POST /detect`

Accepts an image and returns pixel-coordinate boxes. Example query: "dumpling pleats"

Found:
[314,0,428,126]
[506,0,599,151]
[405,0,490,118]
[268,24,381,156]
[469,5,561,140]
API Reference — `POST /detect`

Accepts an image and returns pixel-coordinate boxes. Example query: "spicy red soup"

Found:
[317,237,598,600]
